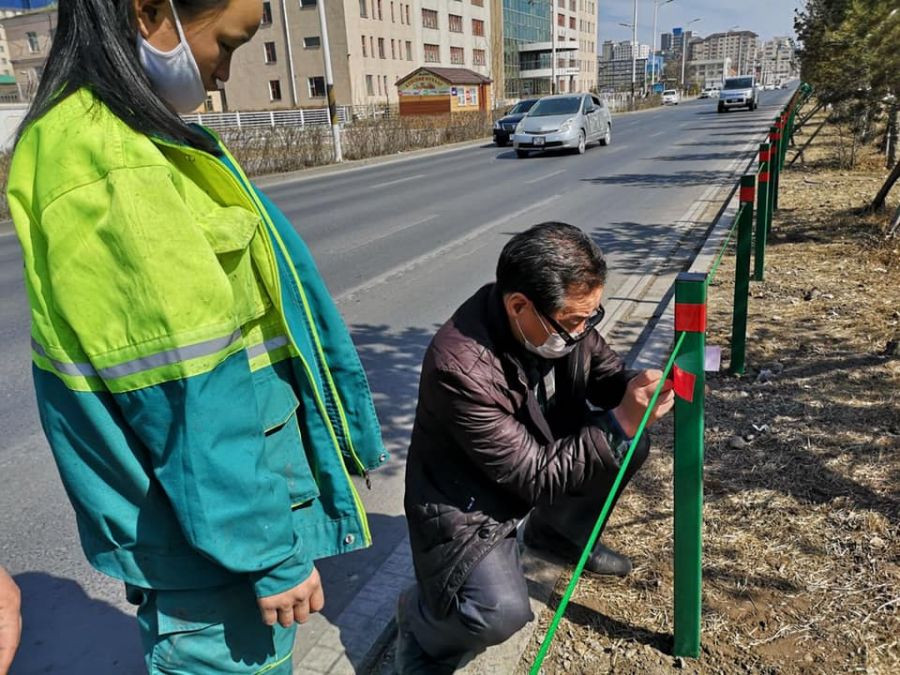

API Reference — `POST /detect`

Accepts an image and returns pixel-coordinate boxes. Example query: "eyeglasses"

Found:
[537,302,606,346]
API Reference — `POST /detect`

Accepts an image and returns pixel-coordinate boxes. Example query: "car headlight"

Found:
[515,121,525,134]
[558,117,575,133]
[494,121,501,129]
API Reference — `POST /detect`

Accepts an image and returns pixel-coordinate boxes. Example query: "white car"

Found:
[662,89,680,105]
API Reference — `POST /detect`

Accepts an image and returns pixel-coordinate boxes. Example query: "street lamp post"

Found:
[680,17,701,93]
[631,0,638,100]
[651,0,675,89]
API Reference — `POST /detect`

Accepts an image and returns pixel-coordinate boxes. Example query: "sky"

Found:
[597,0,806,46]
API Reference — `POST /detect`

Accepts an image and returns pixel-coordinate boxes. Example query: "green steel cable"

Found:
[706,203,746,286]
[530,330,689,674]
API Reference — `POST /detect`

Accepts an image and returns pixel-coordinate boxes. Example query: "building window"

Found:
[377,75,382,95]
[261,1,272,24]
[424,43,440,63]
[391,1,395,22]
[378,37,385,58]
[361,35,367,57]
[557,0,563,6]
[383,75,388,96]
[366,74,374,95]
[422,8,438,29]
[450,46,464,65]
[377,0,383,20]
[406,41,413,60]
[303,36,321,48]
[472,18,484,36]
[308,76,326,98]
[26,32,39,53]
[471,0,483,6]
[569,16,575,30]
[557,14,564,28]
[268,80,282,101]
[370,36,374,55]
[473,48,486,66]
[391,39,396,59]
[264,41,277,63]
[449,14,463,33]
[359,0,367,17]
[570,0,576,9]
[299,0,317,6]
[405,5,410,23]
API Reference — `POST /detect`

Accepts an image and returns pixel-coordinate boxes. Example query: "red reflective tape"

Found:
[672,364,696,403]
[740,186,755,202]
[675,303,707,332]
[759,149,770,161]
[759,171,770,182]
[772,132,781,140]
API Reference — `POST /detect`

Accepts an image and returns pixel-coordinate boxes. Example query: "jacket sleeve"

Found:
[37,165,310,597]
[430,365,627,506]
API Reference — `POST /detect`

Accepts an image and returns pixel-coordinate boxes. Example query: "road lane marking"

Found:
[368,174,428,189]
[336,194,562,303]
[332,214,440,254]
[524,169,565,184]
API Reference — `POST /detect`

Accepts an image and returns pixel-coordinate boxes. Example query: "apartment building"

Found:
[223,0,492,110]
[551,0,596,94]
[690,30,759,77]
[2,6,55,101]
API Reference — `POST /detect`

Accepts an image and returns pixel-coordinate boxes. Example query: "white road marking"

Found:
[368,174,428,189]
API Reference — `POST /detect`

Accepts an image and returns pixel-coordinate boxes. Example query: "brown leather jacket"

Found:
[404,284,635,616]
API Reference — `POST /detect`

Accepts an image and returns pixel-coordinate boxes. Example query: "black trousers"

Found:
[406,435,650,662]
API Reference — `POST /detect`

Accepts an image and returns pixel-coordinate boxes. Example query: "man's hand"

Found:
[0,566,21,675]
[611,369,675,438]
[257,567,324,628]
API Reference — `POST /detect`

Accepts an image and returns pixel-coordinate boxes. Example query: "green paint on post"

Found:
[754,145,770,282]
[730,175,755,375]
[770,124,781,213]
[673,272,707,659]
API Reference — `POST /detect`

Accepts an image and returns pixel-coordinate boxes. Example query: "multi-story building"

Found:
[659,29,695,59]
[600,40,614,62]
[597,56,649,93]
[611,41,650,61]
[223,0,493,110]
[759,36,796,86]
[689,30,759,77]
[2,5,55,101]
[687,57,732,88]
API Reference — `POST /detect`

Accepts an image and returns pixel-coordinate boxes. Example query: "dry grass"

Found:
[518,108,900,674]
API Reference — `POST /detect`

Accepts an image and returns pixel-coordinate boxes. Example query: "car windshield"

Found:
[530,97,582,117]
[508,99,537,115]
[663,90,676,95]
[724,77,753,89]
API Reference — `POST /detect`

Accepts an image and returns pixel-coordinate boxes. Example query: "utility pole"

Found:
[551,18,556,94]
[631,0,638,100]
[651,0,675,90]
[680,18,701,92]
[316,0,342,162]
[280,0,299,106]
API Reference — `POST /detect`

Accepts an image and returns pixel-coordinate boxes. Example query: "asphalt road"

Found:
[0,90,791,673]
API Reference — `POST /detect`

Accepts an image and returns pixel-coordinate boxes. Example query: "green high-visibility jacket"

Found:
[7,89,388,598]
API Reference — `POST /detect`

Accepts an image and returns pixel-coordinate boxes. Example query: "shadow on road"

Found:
[13,572,144,674]
[580,169,734,189]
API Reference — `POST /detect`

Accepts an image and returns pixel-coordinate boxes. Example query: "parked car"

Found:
[718,76,758,112]
[699,87,719,99]
[512,94,612,158]
[493,98,539,147]
[662,89,680,105]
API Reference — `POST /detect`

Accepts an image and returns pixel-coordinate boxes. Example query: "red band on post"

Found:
[672,364,696,402]
[675,303,707,332]
[759,171,769,182]
[740,186,755,202]
[759,149,769,161]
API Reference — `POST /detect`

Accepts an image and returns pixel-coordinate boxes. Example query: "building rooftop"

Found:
[397,67,492,86]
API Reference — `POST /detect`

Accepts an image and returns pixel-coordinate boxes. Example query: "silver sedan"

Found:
[512,94,612,158]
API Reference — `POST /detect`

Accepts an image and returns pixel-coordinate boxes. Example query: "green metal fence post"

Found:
[770,123,781,211]
[754,144,771,281]
[673,271,708,659]
[730,175,755,375]
[779,112,790,170]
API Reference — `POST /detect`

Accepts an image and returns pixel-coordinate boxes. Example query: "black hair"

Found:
[17,0,227,152]
[496,222,607,313]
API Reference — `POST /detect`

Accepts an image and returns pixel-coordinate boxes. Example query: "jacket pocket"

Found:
[252,367,320,508]
[195,205,271,326]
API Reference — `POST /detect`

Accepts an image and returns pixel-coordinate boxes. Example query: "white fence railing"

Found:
[181,104,395,131]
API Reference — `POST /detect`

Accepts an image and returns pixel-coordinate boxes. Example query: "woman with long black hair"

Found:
[6,1,387,672]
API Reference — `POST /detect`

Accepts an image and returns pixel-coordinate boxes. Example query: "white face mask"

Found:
[515,313,577,360]
[137,0,208,114]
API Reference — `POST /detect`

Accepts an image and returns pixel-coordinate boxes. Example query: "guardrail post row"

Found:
[770,123,782,211]
[673,271,708,659]
[754,144,771,281]
[730,175,755,375]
